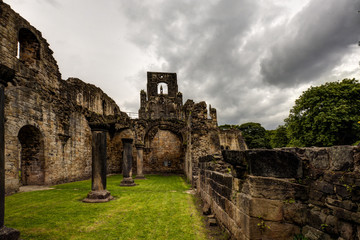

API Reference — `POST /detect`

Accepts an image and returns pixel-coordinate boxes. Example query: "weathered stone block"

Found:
[326,197,357,211]
[338,220,353,240]
[325,203,355,223]
[245,150,303,178]
[306,148,330,170]
[246,176,308,201]
[309,189,324,204]
[248,197,284,222]
[329,146,354,171]
[324,215,339,236]
[303,225,332,240]
[247,217,300,240]
[334,184,351,199]
[236,193,251,215]
[283,202,308,225]
[307,208,327,230]
[312,180,334,194]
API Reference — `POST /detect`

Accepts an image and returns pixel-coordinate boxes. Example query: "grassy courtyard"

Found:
[5,175,212,240]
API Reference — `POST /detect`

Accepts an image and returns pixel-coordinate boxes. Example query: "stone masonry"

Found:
[1,2,247,194]
[0,2,129,194]
[198,146,360,240]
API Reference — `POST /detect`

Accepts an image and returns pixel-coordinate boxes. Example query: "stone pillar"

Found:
[83,126,113,203]
[120,138,136,186]
[0,64,20,239]
[135,144,145,179]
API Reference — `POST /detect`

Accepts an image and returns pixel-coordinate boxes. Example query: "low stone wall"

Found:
[197,146,360,240]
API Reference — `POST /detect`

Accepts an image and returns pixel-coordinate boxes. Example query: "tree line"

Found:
[219,79,360,148]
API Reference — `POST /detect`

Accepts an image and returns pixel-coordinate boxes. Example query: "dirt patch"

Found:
[19,185,54,193]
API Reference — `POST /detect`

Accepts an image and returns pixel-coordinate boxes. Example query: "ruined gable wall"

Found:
[197,146,360,240]
[219,129,248,151]
[1,2,125,193]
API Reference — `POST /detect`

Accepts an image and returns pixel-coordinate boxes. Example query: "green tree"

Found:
[268,125,289,148]
[285,79,360,147]
[239,122,270,149]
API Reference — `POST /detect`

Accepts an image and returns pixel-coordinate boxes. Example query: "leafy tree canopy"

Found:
[285,79,360,147]
[238,122,270,149]
[268,125,289,148]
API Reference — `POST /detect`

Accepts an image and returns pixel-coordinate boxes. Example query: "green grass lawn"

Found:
[5,175,210,240]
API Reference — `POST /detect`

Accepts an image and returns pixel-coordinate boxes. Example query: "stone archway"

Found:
[18,125,45,185]
[144,129,184,173]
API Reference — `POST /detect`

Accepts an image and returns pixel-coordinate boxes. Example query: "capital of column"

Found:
[135,143,144,149]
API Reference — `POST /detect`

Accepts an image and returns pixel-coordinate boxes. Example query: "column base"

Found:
[0,226,20,240]
[82,190,114,203]
[134,174,146,179]
[120,177,136,186]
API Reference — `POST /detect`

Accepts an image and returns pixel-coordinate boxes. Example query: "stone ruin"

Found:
[0,1,246,195]
[1,2,359,240]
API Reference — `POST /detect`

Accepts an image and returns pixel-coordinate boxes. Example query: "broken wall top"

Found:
[0,2,61,90]
[147,72,178,98]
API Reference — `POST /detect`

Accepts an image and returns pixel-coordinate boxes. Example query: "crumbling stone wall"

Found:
[139,72,183,120]
[1,2,127,194]
[197,146,360,240]
[219,128,248,151]
[136,71,236,178]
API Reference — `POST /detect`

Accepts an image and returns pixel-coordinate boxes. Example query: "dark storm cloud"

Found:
[261,0,360,87]
[120,0,360,128]
[120,0,293,126]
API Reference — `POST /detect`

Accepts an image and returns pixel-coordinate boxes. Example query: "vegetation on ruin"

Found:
[5,175,211,240]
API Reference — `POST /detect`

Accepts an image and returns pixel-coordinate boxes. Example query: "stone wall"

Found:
[219,129,248,151]
[143,129,184,173]
[1,2,128,194]
[197,146,360,240]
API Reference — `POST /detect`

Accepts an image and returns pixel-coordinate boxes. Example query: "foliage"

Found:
[293,234,309,240]
[5,175,209,240]
[268,125,289,148]
[239,122,270,149]
[321,223,328,231]
[256,216,270,233]
[285,79,360,147]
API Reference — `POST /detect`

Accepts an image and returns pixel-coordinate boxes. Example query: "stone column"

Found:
[120,138,136,186]
[0,64,20,239]
[83,126,113,203]
[134,144,145,179]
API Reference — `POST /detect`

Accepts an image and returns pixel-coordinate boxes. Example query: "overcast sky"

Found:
[4,0,360,129]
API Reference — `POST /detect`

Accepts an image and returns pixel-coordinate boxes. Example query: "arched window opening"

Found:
[18,28,40,64]
[157,82,168,95]
[18,125,45,185]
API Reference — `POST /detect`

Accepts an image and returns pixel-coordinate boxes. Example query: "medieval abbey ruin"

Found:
[1,2,360,239]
